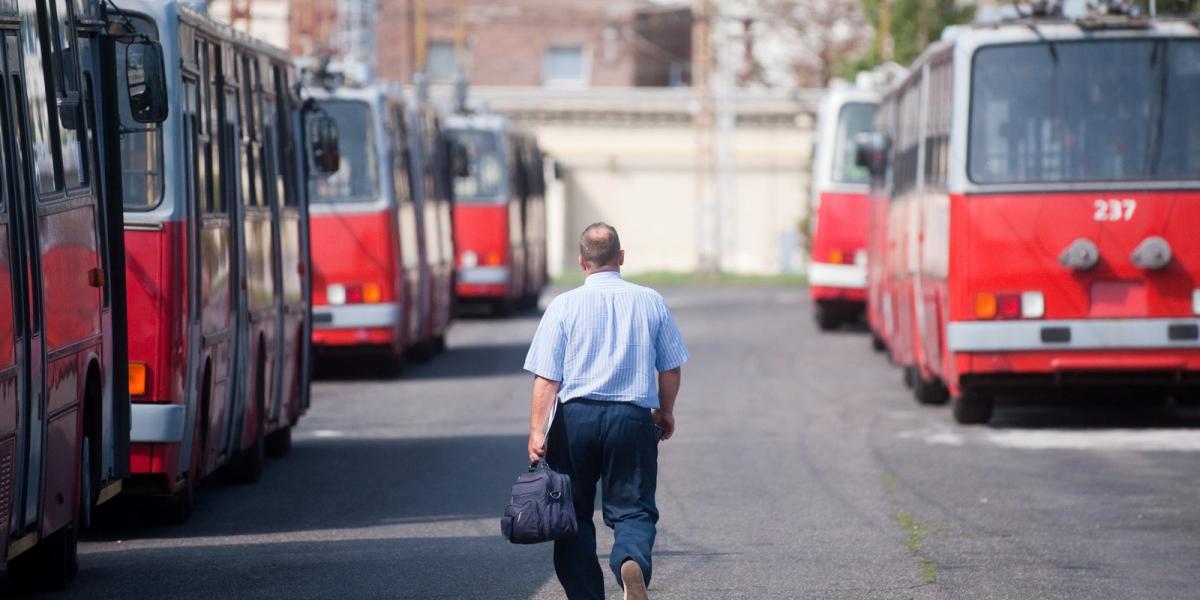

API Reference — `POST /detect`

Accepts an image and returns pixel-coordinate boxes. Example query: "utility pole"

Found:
[453,0,466,73]
[414,0,428,73]
[692,0,720,274]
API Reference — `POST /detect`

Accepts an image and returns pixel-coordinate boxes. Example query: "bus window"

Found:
[115,17,163,209]
[450,129,504,202]
[50,0,85,189]
[832,103,876,185]
[313,100,376,204]
[969,40,1200,185]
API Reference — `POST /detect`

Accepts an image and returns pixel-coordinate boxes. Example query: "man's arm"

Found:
[528,376,561,464]
[653,367,681,441]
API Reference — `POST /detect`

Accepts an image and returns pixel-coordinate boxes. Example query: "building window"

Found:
[543,45,586,87]
[426,41,457,81]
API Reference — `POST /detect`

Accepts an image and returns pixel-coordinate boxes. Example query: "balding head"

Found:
[579,223,622,270]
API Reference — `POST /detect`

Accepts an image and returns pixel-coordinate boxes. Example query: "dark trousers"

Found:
[546,399,659,600]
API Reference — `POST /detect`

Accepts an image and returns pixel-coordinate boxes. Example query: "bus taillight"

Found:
[975,291,1044,320]
[129,362,148,397]
[327,282,382,305]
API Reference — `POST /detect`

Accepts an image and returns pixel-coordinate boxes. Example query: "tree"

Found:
[842,0,972,76]
[745,0,874,88]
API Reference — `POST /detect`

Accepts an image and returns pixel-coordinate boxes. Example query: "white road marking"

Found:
[898,426,1200,452]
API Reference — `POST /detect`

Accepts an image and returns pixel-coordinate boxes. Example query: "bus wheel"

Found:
[814,305,840,332]
[913,374,950,406]
[871,333,886,352]
[902,366,917,389]
[230,357,266,484]
[952,391,993,425]
[266,426,292,458]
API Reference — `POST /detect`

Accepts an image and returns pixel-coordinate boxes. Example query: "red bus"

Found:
[309,82,451,363]
[116,0,333,521]
[809,85,878,330]
[446,113,548,313]
[862,12,1200,423]
[405,82,455,352]
[0,0,168,587]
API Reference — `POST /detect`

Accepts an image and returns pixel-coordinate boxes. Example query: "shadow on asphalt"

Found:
[402,343,531,380]
[85,433,529,540]
[989,398,1200,430]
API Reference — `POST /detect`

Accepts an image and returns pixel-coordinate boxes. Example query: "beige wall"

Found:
[474,88,816,277]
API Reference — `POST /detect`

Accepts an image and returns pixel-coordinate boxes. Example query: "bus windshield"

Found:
[969,40,1200,185]
[449,129,506,202]
[833,102,876,185]
[313,100,377,203]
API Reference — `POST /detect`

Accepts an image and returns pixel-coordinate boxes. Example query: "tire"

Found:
[913,373,950,405]
[952,391,994,425]
[230,357,266,484]
[432,335,447,353]
[265,426,292,458]
[814,305,840,332]
[903,366,916,389]
[871,333,886,352]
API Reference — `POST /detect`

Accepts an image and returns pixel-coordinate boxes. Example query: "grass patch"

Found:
[552,270,807,287]
[921,560,938,584]
[897,510,931,554]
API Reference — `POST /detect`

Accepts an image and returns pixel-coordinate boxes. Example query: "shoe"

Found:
[621,560,648,600]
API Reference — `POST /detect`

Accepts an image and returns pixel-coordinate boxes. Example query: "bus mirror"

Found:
[855,132,890,176]
[126,40,168,124]
[452,142,470,178]
[308,114,341,175]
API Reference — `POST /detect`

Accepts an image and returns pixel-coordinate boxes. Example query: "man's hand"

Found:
[528,431,546,465]
[652,409,675,442]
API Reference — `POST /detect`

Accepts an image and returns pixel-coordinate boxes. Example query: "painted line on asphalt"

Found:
[897,427,1200,452]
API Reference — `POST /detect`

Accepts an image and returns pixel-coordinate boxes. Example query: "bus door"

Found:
[196,39,235,472]
[0,28,36,548]
[218,46,250,461]
[77,19,129,507]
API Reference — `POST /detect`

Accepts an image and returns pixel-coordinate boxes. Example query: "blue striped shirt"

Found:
[524,271,689,409]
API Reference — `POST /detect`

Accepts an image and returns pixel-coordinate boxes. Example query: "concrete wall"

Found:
[466,87,819,277]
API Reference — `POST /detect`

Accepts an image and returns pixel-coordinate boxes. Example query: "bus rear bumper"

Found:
[949,319,1200,393]
[456,267,512,299]
[130,403,186,443]
[808,262,866,290]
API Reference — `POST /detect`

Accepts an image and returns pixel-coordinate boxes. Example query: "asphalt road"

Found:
[19,285,1200,598]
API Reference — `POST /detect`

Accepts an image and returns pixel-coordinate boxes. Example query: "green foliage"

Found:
[840,0,974,76]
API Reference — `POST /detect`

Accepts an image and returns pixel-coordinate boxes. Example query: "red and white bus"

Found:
[446,113,548,313]
[809,84,878,330]
[405,83,455,352]
[0,0,169,587]
[116,0,332,521]
[309,81,453,363]
[863,12,1200,422]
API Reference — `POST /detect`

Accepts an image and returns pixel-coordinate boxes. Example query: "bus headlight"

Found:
[327,284,347,305]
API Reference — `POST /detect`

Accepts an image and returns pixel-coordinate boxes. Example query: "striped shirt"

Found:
[524,271,689,409]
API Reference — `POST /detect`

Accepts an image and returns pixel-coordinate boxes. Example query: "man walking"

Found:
[524,223,688,600]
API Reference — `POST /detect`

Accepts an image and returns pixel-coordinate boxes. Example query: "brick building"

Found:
[285,0,691,88]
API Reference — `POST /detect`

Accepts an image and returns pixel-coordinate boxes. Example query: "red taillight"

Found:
[345,284,364,304]
[996,294,1022,319]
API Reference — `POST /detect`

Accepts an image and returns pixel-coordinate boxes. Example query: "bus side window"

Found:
[207,43,224,214]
